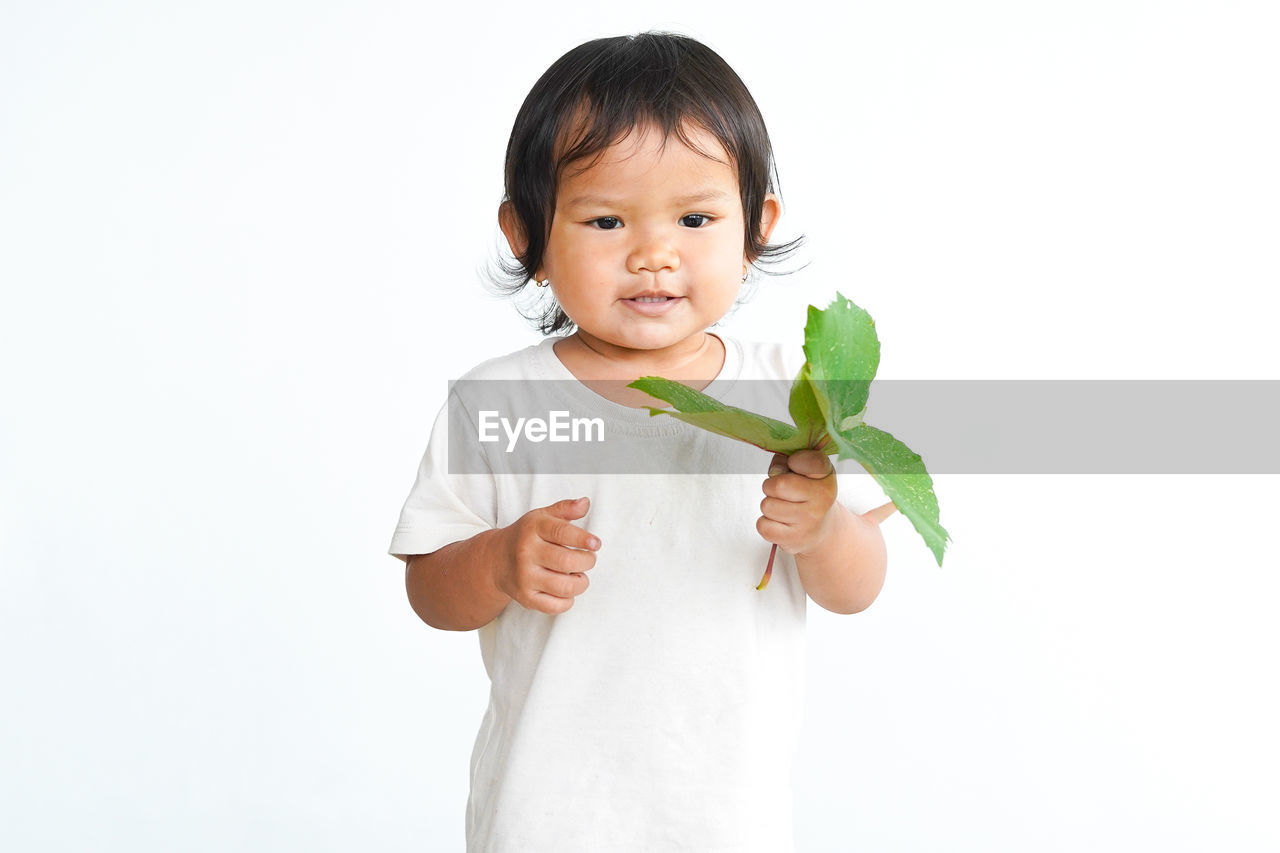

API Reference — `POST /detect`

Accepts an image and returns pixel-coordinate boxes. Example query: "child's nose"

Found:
[626,232,680,275]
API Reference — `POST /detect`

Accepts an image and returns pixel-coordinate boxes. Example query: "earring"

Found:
[741,264,750,284]
[535,278,550,288]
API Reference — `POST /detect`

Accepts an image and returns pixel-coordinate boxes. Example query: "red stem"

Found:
[756,543,778,590]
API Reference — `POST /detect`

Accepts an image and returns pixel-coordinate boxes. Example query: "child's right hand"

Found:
[494,497,600,615]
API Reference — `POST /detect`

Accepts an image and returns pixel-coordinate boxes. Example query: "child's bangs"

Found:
[553,97,736,181]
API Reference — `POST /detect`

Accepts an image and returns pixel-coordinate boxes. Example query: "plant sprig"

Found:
[627,293,949,588]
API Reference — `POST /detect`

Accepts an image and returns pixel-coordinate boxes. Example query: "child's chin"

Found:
[629,331,710,352]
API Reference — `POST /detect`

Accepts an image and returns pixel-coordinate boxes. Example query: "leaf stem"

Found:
[756,543,778,590]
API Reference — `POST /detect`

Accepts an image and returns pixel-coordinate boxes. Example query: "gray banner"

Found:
[445,380,1280,474]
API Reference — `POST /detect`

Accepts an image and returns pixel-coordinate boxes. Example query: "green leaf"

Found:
[787,363,831,449]
[628,376,811,454]
[803,292,879,436]
[628,293,949,570]
[829,424,950,566]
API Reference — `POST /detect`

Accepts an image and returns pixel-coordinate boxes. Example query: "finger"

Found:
[755,516,798,552]
[543,496,591,521]
[536,541,597,575]
[786,449,834,479]
[528,590,576,615]
[540,517,601,552]
[763,470,837,504]
[762,475,802,502]
[767,453,788,478]
[862,500,898,525]
[760,495,815,525]
[525,567,590,614]
[533,564,590,596]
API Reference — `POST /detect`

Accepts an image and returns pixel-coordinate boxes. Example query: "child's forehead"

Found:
[558,120,733,180]
[556,134,738,208]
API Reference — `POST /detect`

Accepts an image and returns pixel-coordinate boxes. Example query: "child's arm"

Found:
[757,450,893,615]
[405,497,600,631]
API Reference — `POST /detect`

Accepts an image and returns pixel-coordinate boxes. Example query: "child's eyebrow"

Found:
[562,189,733,208]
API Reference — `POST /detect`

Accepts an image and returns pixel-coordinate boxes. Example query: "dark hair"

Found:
[493,32,804,334]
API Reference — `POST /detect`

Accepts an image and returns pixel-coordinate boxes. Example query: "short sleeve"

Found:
[388,392,498,562]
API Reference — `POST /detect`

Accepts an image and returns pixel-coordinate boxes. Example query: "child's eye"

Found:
[590,217,622,230]
[680,214,713,228]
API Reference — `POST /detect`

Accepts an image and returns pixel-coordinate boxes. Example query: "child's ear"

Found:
[498,201,529,263]
[756,193,782,246]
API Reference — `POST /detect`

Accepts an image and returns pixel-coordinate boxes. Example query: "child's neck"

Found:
[553,331,726,408]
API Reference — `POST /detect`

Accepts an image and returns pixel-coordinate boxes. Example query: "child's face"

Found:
[533,123,777,360]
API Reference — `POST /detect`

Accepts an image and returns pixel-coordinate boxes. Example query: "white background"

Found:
[2,1,1278,850]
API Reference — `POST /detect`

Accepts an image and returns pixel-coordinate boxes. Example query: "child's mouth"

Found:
[623,295,683,316]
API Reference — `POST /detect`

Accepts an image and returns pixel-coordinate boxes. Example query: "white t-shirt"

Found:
[389,335,885,853]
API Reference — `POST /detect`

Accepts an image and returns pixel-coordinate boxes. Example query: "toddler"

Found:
[389,31,895,853]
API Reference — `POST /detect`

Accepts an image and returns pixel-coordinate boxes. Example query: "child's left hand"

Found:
[757,450,839,556]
